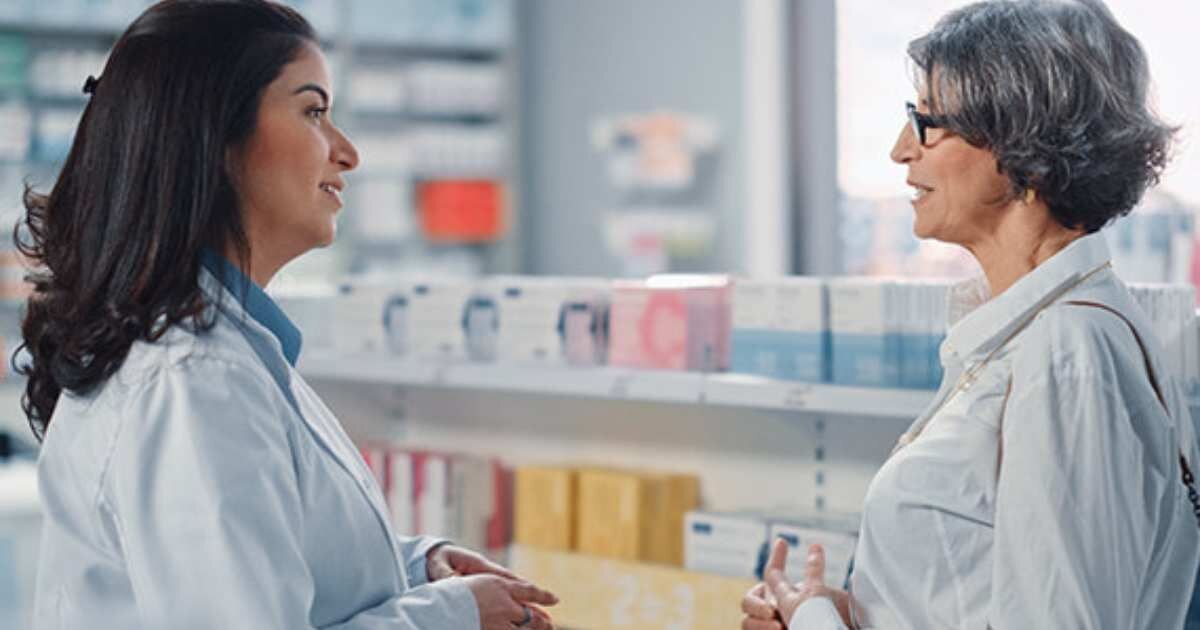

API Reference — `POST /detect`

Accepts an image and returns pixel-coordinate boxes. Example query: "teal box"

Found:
[732,329,829,383]
[831,332,902,388]
[899,333,945,390]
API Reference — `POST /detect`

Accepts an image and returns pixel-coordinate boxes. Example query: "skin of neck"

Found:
[961,198,1086,297]
[223,233,292,289]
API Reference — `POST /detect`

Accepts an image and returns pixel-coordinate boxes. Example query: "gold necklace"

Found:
[893,260,1113,453]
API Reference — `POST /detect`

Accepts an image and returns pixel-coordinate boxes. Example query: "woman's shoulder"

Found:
[1013,297,1145,382]
[110,314,279,397]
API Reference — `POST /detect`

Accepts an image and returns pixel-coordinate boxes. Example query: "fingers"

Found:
[505,580,560,606]
[765,537,789,574]
[480,560,522,581]
[741,617,786,630]
[741,583,777,620]
[523,605,555,630]
[763,539,795,602]
[453,548,524,581]
[803,543,826,586]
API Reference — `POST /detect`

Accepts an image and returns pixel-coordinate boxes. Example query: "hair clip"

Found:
[82,75,100,96]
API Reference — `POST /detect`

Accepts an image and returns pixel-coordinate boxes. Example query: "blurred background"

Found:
[0,1,1197,628]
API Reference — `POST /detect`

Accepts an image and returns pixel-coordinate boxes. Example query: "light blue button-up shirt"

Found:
[33,256,479,629]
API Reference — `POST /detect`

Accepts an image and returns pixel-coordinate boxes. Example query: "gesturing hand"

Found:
[741,538,852,629]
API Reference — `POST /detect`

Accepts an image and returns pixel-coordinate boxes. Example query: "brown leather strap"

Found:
[1064,300,1200,529]
[1065,300,1166,408]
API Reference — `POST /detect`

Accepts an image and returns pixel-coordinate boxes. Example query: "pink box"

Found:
[608,275,732,371]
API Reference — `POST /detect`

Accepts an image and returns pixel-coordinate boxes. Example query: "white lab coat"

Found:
[33,267,480,629]
[791,233,1200,628]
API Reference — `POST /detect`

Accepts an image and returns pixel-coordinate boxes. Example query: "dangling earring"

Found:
[1024,188,1036,204]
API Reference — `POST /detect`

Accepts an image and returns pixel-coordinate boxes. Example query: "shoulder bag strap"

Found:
[1064,300,1200,529]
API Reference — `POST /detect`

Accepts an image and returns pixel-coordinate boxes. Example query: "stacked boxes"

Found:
[514,466,577,552]
[609,275,732,372]
[405,280,476,360]
[331,280,394,355]
[575,469,699,566]
[683,510,860,585]
[469,277,611,365]
[829,279,951,389]
[731,277,829,382]
[829,279,899,388]
[683,511,770,579]
[513,465,700,567]
[360,445,512,555]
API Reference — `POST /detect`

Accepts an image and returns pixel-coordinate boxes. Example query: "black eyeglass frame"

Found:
[906,101,946,146]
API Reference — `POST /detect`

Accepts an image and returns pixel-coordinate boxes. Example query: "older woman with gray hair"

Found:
[741,1,1200,628]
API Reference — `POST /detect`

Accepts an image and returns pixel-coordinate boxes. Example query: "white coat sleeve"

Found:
[987,353,1161,628]
[789,597,849,629]
[107,358,479,630]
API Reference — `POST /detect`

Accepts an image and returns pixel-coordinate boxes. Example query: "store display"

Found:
[731,277,829,383]
[514,465,577,552]
[360,443,511,555]
[609,274,732,372]
[576,468,698,567]
[416,179,505,243]
[683,511,770,579]
[829,278,952,389]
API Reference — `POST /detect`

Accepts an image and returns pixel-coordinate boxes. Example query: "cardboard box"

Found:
[514,466,577,552]
[577,469,699,566]
[609,275,731,372]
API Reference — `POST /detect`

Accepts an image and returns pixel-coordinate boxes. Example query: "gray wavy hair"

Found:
[909,0,1176,233]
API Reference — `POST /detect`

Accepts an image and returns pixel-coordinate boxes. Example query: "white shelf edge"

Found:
[298,353,934,419]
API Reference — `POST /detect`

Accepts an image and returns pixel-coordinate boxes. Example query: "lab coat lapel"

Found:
[201,271,410,583]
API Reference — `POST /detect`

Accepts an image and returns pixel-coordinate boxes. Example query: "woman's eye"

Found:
[308,107,329,121]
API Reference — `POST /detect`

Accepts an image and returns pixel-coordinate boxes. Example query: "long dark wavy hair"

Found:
[14,0,316,441]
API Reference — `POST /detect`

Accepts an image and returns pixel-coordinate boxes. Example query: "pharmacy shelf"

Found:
[298,353,936,419]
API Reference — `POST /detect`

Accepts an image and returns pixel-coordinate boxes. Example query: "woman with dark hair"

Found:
[20,1,555,628]
[741,1,1199,628]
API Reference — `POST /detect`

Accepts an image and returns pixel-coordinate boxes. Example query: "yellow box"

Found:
[514,466,577,551]
[576,469,699,566]
[643,473,699,566]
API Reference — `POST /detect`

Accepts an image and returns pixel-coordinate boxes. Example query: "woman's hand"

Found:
[427,544,524,582]
[463,573,558,630]
[741,539,853,629]
[741,581,786,630]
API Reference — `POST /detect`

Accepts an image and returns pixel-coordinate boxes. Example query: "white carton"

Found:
[683,510,770,579]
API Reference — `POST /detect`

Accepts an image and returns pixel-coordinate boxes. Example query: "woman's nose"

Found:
[890,123,919,164]
[332,128,359,171]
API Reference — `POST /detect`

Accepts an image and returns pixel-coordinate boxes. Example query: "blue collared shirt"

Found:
[199,249,302,366]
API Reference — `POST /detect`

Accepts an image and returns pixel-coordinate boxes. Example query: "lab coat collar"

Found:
[199,249,303,366]
[941,231,1112,363]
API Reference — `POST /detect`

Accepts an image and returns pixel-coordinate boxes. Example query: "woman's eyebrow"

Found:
[292,83,330,107]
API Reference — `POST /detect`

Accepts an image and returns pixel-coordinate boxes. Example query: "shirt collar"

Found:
[941,231,1113,363]
[199,249,303,366]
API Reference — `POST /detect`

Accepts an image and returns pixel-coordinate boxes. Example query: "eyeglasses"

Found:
[906,101,945,146]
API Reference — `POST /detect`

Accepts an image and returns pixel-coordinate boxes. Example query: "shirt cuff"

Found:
[789,596,849,630]
[405,537,450,587]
